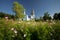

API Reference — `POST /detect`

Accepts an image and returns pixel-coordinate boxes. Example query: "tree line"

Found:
[0,12,15,19]
[35,12,60,21]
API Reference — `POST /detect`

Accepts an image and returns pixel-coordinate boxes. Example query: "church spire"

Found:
[24,9,26,15]
[30,9,35,20]
[31,9,34,15]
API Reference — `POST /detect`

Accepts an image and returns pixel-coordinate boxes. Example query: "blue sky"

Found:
[0,0,60,18]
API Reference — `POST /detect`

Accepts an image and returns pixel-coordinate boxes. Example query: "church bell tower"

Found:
[31,9,35,20]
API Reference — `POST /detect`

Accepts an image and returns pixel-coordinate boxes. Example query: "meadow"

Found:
[0,19,60,40]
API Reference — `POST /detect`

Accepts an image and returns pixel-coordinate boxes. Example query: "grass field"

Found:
[0,19,60,40]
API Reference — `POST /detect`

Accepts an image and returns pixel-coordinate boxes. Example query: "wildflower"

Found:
[24,34,27,37]
[11,28,14,30]
[14,30,17,34]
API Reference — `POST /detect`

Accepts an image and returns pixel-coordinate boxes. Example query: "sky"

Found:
[0,0,60,18]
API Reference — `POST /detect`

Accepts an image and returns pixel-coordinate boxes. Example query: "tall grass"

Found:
[0,19,60,40]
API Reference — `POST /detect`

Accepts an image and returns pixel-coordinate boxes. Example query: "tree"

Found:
[53,13,58,20]
[0,12,15,19]
[0,12,5,18]
[12,2,25,19]
[53,13,60,20]
[58,13,60,20]
[43,12,52,21]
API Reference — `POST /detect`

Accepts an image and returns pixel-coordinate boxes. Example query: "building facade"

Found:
[23,9,35,21]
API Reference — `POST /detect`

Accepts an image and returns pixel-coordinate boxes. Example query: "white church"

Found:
[23,9,35,21]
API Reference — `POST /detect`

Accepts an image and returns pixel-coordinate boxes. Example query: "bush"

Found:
[52,21,60,40]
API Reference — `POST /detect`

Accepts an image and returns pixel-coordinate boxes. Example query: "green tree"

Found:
[53,13,60,20]
[0,12,5,18]
[53,13,58,20]
[43,12,52,21]
[58,13,60,20]
[0,12,15,19]
[12,2,25,20]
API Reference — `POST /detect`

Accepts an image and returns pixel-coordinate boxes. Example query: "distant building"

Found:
[23,9,35,21]
[30,9,35,20]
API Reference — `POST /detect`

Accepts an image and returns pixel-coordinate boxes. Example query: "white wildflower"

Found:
[24,34,27,37]
[14,30,17,34]
[11,28,14,30]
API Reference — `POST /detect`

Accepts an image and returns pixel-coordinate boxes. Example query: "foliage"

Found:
[52,21,60,40]
[53,13,58,20]
[0,12,15,19]
[53,13,60,20]
[12,2,25,19]
[43,12,52,21]
[0,19,60,40]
